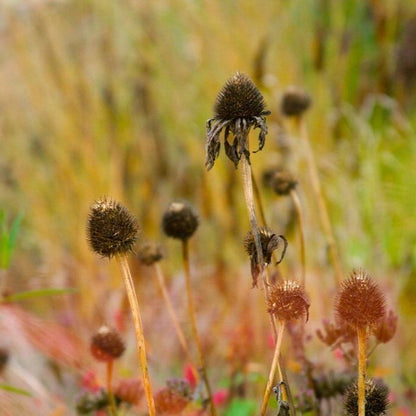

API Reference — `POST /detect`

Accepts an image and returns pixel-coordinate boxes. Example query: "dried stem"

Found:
[290,189,306,285]
[182,240,217,416]
[107,360,117,416]
[357,326,368,416]
[260,321,286,416]
[153,262,192,363]
[116,255,156,416]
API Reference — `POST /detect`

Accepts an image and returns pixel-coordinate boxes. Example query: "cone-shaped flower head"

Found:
[335,269,385,328]
[87,197,139,258]
[90,326,125,362]
[344,378,389,416]
[267,280,310,322]
[137,241,164,265]
[281,86,311,117]
[162,202,199,241]
[206,72,270,170]
[268,169,298,196]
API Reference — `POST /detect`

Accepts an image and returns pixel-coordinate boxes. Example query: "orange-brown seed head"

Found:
[90,326,125,362]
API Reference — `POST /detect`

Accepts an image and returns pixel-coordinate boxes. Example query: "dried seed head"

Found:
[214,72,268,119]
[344,378,389,416]
[372,310,397,344]
[90,326,125,362]
[335,269,386,328]
[137,241,164,265]
[154,386,190,414]
[281,86,311,117]
[269,169,298,196]
[87,197,139,258]
[166,378,192,400]
[162,202,199,241]
[267,280,310,322]
[114,378,143,406]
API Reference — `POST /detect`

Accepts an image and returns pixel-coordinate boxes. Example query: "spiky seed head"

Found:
[87,197,139,258]
[154,387,189,414]
[344,378,389,416]
[372,310,397,344]
[281,86,311,117]
[90,326,125,362]
[162,202,199,241]
[268,280,310,322]
[214,72,268,120]
[335,269,385,328]
[244,228,281,265]
[269,170,298,196]
[114,378,143,406]
[137,241,164,265]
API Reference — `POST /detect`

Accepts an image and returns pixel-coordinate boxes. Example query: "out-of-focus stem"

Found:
[357,326,368,416]
[290,189,306,285]
[107,360,117,416]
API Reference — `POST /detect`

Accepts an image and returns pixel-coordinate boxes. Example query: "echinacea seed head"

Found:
[244,228,282,265]
[335,269,385,328]
[87,197,139,258]
[281,86,311,117]
[268,169,298,196]
[267,280,310,322]
[90,326,125,362]
[162,202,199,241]
[137,241,164,265]
[154,386,190,414]
[214,72,269,120]
[344,378,389,416]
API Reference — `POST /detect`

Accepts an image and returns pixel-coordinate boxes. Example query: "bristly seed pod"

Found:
[335,269,385,328]
[281,86,311,117]
[162,202,199,241]
[137,241,164,265]
[90,326,125,362]
[154,386,190,414]
[87,197,139,258]
[206,72,271,170]
[267,280,310,322]
[344,378,389,416]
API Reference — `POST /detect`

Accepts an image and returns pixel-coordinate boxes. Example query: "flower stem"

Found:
[182,239,217,416]
[107,360,117,416]
[260,321,286,416]
[357,325,368,416]
[290,189,306,285]
[116,255,155,416]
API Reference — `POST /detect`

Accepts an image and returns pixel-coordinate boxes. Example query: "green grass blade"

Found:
[5,288,78,302]
[0,383,32,397]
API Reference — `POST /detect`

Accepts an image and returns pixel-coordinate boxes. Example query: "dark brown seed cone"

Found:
[87,197,139,258]
[267,280,310,322]
[281,86,311,117]
[214,72,268,119]
[114,378,143,406]
[90,326,125,362]
[344,378,389,416]
[137,241,164,265]
[162,202,199,241]
[335,269,386,328]
[372,310,397,344]
[154,387,190,414]
[269,170,298,196]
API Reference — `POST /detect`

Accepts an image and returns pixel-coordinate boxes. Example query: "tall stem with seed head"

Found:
[290,189,306,285]
[107,360,117,416]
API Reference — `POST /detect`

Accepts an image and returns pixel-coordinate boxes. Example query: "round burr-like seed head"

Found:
[162,202,199,241]
[90,326,125,362]
[281,86,311,117]
[137,241,164,265]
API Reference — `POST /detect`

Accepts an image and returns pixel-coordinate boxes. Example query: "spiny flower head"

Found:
[162,201,199,241]
[137,241,164,265]
[206,72,270,170]
[344,378,389,415]
[87,197,139,258]
[268,280,310,322]
[335,269,385,328]
[114,378,143,406]
[154,385,190,414]
[90,326,125,362]
[281,86,311,117]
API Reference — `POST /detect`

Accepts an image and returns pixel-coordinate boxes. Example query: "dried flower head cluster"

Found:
[267,280,310,322]
[206,72,270,170]
[137,241,164,265]
[162,202,199,241]
[335,269,385,328]
[316,319,356,348]
[87,197,139,258]
[154,385,190,414]
[90,326,125,362]
[281,86,311,117]
[344,378,389,416]
[114,378,143,406]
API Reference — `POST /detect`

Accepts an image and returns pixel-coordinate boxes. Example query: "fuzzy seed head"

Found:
[114,378,143,406]
[281,86,311,117]
[137,241,164,265]
[90,326,125,362]
[335,269,385,328]
[87,197,139,258]
[269,170,298,196]
[214,72,268,120]
[244,228,282,265]
[268,280,310,322]
[154,387,189,414]
[162,202,199,241]
[344,378,389,415]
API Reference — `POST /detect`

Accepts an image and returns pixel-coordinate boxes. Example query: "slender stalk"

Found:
[260,321,286,416]
[357,326,368,416]
[251,170,267,228]
[181,240,217,416]
[297,117,343,283]
[116,255,156,416]
[290,189,306,285]
[153,262,192,363]
[107,360,117,416]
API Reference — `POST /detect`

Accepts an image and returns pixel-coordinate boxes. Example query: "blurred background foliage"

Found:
[0,0,416,413]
